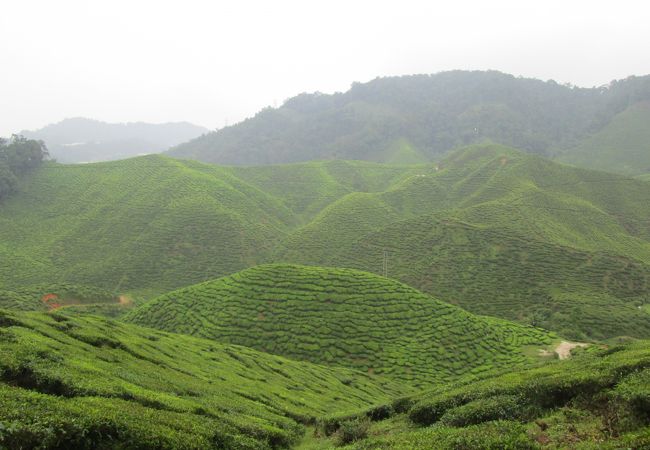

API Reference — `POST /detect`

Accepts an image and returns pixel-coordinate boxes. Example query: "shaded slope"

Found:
[558,101,650,176]
[319,340,650,449]
[274,145,650,339]
[0,309,403,449]
[125,264,555,387]
[0,155,293,294]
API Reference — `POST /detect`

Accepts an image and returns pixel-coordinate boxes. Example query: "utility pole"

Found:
[383,249,388,278]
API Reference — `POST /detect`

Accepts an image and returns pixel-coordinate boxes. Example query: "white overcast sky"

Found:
[1,0,649,136]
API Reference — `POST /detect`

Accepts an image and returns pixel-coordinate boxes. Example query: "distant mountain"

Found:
[22,117,208,163]
[168,71,650,167]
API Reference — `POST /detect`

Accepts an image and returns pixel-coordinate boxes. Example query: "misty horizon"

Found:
[2,0,650,137]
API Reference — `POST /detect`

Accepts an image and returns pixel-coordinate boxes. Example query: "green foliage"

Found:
[168,71,650,165]
[126,264,554,387]
[0,309,403,449]
[272,144,650,340]
[336,418,371,445]
[351,420,535,449]
[0,135,48,200]
[1,144,650,338]
[0,155,294,294]
[438,395,528,427]
[321,341,650,449]
[0,283,117,312]
[558,101,650,176]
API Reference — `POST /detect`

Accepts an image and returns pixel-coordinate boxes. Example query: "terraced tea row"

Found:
[316,216,650,340]
[125,265,556,387]
[0,309,404,449]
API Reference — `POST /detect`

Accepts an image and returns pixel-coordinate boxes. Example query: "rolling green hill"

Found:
[0,155,295,294]
[227,159,421,223]
[168,71,650,166]
[558,101,650,176]
[125,264,556,387]
[1,145,650,340]
[272,145,650,340]
[0,308,403,449]
[315,339,650,449]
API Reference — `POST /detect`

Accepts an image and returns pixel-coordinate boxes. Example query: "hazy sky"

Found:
[1,0,649,136]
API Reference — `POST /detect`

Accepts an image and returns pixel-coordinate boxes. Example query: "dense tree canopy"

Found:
[0,135,48,200]
[169,71,650,165]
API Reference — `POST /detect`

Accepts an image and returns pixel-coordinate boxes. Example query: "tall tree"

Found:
[0,135,49,200]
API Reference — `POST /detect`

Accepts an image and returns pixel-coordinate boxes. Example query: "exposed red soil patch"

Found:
[42,293,62,310]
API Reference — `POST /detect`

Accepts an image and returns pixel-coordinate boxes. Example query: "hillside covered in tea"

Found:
[0,155,295,294]
[0,309,404,449]
[313,339,650,449]
[270,145,650,340]
[126,264,556,386]
[1,144,649,339]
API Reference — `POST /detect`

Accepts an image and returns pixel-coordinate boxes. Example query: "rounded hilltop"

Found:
[125,263,555,386]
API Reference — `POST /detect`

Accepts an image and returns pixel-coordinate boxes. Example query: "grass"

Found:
[315,340,650,449]
[125,264,555,388]
[0,308,405,449]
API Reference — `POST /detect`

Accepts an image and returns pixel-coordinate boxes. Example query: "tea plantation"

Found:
[1,145,649,340]
[314,340,650,449]
[0,155,295,294]
[273,145,650,339]
[125,264,556,387]
[0,309,405,449]
[0,283,117,312]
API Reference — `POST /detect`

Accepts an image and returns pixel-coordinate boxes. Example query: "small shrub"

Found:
[336,418,370,445]
[439,395,528,427]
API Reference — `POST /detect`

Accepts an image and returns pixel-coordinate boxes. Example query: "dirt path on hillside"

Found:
[118,295,133,306]
[555,341,587,360]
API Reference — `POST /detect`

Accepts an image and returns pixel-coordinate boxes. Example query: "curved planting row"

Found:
[125,264,555,387]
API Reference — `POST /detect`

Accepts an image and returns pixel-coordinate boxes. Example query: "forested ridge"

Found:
[169,71,650,167]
